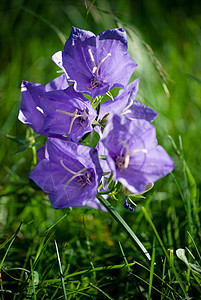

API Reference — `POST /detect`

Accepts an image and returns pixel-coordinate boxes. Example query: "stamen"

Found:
[60,159,88,190]
[87,77,100,90]
[106,91,114,101]
[60,159,77,175]
[63,168,87,190]
[88,49,111,75]
[87,50,111,90]
[77,172,92,189]
[56,108,82,134]
[116,141,148,169]
[78,121,86,130]
[87,84,93,90]
[96,53,111,74]
[36,106,45,115]
[121,99,134,115]
[88,49,97,73]
[124,149,147,169]
[123,99,134,112]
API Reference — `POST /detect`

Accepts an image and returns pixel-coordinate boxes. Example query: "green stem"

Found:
[97,195,151,262]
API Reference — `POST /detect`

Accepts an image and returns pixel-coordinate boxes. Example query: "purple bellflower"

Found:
[18,74,68,135]
[40,85,97,142]
[99,78,157,123]
[52,27,137,98]
[19,77,97,142]
[96,79,157,176]
[29,138,104,209]
[101,114,174,194]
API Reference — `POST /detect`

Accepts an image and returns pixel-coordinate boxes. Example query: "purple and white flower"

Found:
[52,27,137,98]
[18,26,175,211]
[29,138,103,209]
[19,78,97,142]
[101,114,174,194]
[40,85,97,142]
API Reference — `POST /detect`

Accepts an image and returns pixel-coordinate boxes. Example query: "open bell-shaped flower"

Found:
[29,138,104,209]
[40,85,97,142]
[19,78,97,142]
[52,26,137,98]
[101,114,174,194]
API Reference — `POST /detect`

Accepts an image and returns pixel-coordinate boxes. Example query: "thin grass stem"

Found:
[54,240,67,300]
[148,238,155,300]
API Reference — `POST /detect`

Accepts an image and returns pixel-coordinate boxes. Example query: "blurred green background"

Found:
[0,0,201,298]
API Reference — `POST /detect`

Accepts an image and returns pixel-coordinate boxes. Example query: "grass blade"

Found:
[119,241,132,272]
[54,240,67,300]
[26,260,38,300]
[187,231,201,261]
[161,257,167,300]
[148,238,156,300]
[142,207,187,297]
[44,213,69,235]
[20,6,66,44]
[0,222,22,270]
[46,262,136,284]
[142,207,169,261]
[97,195,151,261]
[89,282,114,300]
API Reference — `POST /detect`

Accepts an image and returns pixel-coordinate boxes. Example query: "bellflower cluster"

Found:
[18,26,174,210]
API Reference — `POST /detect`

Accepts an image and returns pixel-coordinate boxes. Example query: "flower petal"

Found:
[41,86,96,142]
[18,75,68,134]
[29,138,103,209]
[99,78,157,123]
[52,27,137,97]
[101,115,174,194]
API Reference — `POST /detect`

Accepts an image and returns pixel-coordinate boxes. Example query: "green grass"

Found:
[0,0,201,299]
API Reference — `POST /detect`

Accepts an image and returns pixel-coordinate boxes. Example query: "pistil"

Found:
[56,108,88,134]
[87,49,111,90]
[60,159,88,190]
[116,142,148,169]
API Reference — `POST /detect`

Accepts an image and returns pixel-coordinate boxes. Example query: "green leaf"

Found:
[176,248,201,275]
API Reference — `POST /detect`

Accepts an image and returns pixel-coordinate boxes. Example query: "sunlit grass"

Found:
[0,0,201,299]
